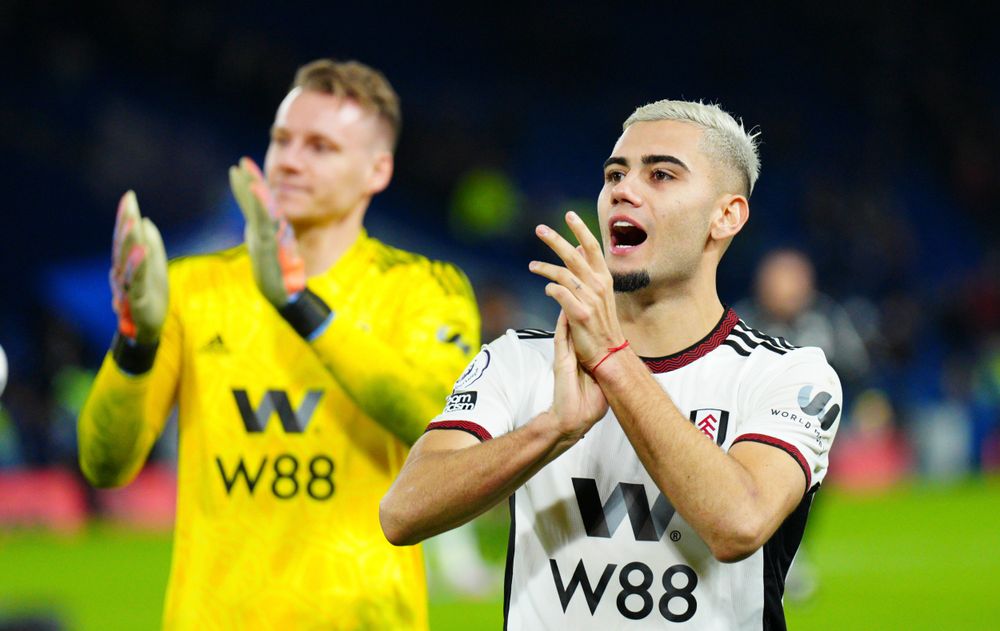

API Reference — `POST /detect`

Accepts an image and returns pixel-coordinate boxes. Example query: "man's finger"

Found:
[123,243,146,293]
[113,191,141,270]
[529,260,586,295]
[240,156,278,218]
[544,283,588,322]
[565,211,606,272]
[118,215,142,283]
[554,310,568,360]
[142,217,167,271]
[535,224,593,281]
[229,165,270,229]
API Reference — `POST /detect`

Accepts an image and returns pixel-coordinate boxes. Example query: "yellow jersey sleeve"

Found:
[309,257,480,444]
[77,261,184,487]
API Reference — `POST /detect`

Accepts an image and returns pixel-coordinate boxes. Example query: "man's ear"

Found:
[367,151,394,195]
[710,194,749,241]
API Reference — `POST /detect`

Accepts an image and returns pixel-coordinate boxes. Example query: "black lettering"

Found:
[233,389,266,432]
[307,455,335,500]
[550,559,616,614]
[215,456,268,495]
[272,454,299,499]
[617,562,654,620]
[231,389,324,433]
[659,564,698,622]
[573,478,675,541]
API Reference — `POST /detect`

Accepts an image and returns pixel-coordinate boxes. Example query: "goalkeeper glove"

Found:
[229,157,332,340]
[110,190,167,373]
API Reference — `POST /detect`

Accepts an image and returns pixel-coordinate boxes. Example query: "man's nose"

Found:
[271,142,305,173]
[611,177,641,207]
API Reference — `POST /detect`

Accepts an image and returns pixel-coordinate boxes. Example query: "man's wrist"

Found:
[532,409,584,453]
[591,347,641,387]
[278,287,334,341]
[111,332,159,375]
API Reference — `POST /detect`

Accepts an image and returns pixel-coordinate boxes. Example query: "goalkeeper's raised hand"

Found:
[228,156,306,308]
[111,191,167,344]
[229,157,331,341]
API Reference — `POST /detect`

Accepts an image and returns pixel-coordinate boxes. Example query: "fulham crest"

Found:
[688,408,729,446]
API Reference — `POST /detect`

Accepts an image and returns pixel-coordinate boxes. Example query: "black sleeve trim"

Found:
[278,287,333,340]
[111,332,159,375]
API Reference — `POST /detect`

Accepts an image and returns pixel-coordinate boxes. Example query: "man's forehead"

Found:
[611,119,705,160]
[273,87,369,130]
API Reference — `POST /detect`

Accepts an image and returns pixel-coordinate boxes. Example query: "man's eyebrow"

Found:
[642,154,690,172]
[603,157,628,169]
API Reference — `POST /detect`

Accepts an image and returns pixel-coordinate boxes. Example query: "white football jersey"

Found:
[428,308,842,630]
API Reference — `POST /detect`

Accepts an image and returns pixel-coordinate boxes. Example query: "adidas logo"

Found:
[200,334,229,354]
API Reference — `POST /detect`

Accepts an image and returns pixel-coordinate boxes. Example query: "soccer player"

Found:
[381,100,842,629]
[78,59,479,630]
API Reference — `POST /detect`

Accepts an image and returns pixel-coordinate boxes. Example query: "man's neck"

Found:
[615,272,725,359]
[292,210,366,277]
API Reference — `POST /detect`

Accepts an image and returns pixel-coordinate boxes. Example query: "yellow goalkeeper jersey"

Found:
[79,231,479,630]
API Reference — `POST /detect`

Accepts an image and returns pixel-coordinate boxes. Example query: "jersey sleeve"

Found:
[425,331,523,442]
[732,347,842,491]
[77,260,185,487]
[307,261,480,446]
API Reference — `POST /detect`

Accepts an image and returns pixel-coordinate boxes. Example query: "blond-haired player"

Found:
[382,100,840,629]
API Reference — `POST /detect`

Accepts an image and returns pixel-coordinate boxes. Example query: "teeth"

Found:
[613,220,635,228]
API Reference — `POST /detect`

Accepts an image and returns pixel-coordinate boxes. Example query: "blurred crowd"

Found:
[2,2,999,529]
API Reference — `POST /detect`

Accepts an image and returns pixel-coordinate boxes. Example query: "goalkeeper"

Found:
[78,59,479,630]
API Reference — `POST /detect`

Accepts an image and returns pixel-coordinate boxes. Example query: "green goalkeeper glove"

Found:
[111,190,167,343]
[228,157,306,308]
[229,157,332,340]
[110,191,167,373]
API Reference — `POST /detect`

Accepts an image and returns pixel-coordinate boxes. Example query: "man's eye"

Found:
[652,169,673,182]
[605,171,625,183]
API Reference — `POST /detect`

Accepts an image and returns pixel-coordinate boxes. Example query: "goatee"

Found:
[612,271,651,293]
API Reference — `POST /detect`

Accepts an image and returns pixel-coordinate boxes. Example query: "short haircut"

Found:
[292,59,401,150]
[624,100,761,196]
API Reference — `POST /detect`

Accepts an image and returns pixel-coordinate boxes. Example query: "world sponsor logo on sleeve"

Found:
[768,408,824,447]
[453,349,491,390]
[797,385,841,430]
[444,390,478,412]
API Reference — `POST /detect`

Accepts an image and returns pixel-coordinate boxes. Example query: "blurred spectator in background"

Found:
[737,248,871,390]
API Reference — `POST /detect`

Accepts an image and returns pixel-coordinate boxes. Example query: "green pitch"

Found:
[1,477,998,630]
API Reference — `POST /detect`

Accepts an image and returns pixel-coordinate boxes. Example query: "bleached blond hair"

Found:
[624,100,761,196]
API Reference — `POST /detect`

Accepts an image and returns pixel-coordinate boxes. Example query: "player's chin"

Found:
[278,200,318,223]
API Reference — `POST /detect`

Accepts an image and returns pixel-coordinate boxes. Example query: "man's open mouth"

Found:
[610,218,648,248]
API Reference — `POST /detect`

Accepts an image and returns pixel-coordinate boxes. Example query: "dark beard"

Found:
[612,271,651,293]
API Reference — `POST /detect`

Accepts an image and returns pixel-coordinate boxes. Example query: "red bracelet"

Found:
[591,340,630,374]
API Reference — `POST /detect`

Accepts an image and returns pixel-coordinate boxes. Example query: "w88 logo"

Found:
[550,558,698,622]
[215,453,335,500]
